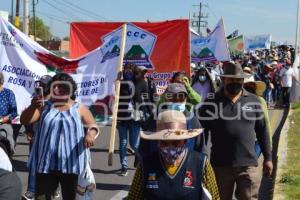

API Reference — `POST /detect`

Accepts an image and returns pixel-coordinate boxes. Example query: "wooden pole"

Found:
[108,24,127,166]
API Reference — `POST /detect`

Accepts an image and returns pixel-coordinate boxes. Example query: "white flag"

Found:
[191,18,230,62]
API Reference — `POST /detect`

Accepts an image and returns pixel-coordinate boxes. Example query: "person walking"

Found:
[279,59,299,108]
[117,64,150,176]
[0,136,22,200]
[22,75,59,200]
[191,67,216,103]
[0,72,18,154]
[127,110,220,200]
[21,73,99,200]
[198,62,273,200]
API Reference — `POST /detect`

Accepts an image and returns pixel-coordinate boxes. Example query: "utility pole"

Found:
[10,0,14,23]
[15,0,20,28]
[191,1,208,36]
[33,0,37,40]
[23,0,29,35]
[296,0,300,54]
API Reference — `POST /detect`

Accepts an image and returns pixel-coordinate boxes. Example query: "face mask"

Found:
[168,103,185,112]
[123,72,134,80]
[226,83,243,95]
[199,75,207,82]
[159,145,186,164]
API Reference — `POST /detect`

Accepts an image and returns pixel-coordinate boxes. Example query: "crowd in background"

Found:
[0,44,297,200]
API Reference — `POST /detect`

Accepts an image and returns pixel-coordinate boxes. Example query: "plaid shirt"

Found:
[127,160,220,200]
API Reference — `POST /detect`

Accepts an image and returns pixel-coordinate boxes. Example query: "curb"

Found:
[273,109,292,200]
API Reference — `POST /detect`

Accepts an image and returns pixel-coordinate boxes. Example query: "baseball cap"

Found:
[165,83,187,95]
[36,75,53,85]
[137,66,148,71]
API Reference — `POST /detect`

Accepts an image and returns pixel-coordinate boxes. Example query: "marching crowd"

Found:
[0,44,298,200]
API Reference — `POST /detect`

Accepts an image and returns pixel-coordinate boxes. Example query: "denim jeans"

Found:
[117,120,141,169]
[264,88,273,105]
[27,142,35,193]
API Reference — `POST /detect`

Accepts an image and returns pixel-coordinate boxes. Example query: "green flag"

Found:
[228,35,244,56]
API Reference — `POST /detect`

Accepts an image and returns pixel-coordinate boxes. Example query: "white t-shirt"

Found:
[280,67,294,87]
[0,147,12,171]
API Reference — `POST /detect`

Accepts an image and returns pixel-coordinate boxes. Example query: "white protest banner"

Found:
[0,16,121,117]
[243,34,272,51]
[191,18,230,62]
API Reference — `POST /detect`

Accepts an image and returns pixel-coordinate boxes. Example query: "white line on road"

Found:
[110,190,129,200]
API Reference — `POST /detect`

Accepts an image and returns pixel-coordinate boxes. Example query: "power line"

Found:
[33,11,70,24]
[42,0,83,21]
[60,0,111,21]
[207,5,218,21]
[33,10,72,22]
[51,0,96,21]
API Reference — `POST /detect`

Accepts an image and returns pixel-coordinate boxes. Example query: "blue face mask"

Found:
[168,103,186,112]
[123,72,134,80]
[199,75,207,82]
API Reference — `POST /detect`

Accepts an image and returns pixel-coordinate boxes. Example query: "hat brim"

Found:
[244,80,266,96]
[254,81,266,96]
[140,128,203,141]
[220,74,251,79]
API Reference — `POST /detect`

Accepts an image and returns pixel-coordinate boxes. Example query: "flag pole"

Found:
[108,23,127,166]
[296,0,300,54]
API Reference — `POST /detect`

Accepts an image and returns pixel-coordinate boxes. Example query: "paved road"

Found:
[12,108,286,200]
[13,125,135,200]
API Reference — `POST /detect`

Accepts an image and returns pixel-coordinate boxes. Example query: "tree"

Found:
[63,36,69,41]
[16,17,53,41]
[29,17,52,41]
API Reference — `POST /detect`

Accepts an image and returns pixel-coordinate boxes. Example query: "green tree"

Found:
[16,17,53,41]
[29,17,52,41]
[63,36,69,41]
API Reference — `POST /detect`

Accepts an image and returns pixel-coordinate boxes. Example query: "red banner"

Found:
[70,20,190,93]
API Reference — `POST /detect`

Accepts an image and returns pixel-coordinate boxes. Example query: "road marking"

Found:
[110,186,130,200]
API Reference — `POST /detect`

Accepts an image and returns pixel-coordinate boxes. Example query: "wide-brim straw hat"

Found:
[244,75,266,97]
[140,110,203,141]
[220,62,251,79]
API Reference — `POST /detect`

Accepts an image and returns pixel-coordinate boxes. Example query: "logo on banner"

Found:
[191,37,216,62]
[7,25,17,36]
[102,23,157,69]
[125,23,157,69]
[100,35,121,63]
[0,24,23,48]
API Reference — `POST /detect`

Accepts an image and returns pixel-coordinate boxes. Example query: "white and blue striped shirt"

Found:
[28,101,86,175]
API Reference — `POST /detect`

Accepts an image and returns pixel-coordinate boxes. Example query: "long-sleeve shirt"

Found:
[198,89,272,167]
[0,88,17,121]
[127,160,220,200]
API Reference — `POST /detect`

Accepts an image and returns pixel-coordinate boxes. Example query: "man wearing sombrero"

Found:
[198,62,273,200]
[127,110,220,200]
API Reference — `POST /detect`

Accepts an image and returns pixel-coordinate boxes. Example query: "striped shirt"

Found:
[28,101,86,175]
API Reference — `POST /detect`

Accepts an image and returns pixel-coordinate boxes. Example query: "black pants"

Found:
[282,87,291,106]
[36,171,78,200]
[0,169,22,200]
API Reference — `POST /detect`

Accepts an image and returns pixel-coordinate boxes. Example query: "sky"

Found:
[0,0,298,44]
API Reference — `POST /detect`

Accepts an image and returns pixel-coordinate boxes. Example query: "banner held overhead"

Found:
[70,20,190,94]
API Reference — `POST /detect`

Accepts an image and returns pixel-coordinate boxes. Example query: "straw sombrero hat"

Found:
[140,110,203,140]
[244,75,266,97]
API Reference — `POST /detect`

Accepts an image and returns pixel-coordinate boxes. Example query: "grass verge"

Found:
[277,102,300,199]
